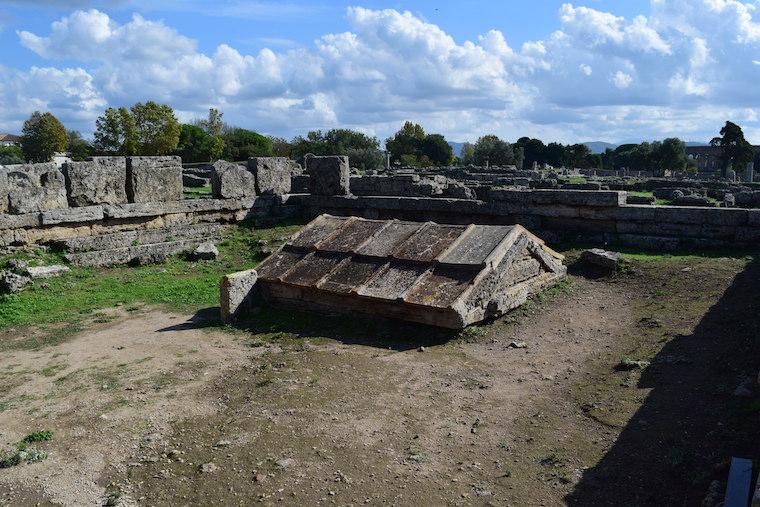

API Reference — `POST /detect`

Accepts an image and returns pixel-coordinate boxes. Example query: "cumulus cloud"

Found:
[4,2,760,142]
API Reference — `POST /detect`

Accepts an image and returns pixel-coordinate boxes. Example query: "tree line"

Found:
[1,104,755,178]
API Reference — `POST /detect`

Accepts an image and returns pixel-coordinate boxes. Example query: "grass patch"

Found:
[0,430,53,468]
[183,185,212,199]
[0,221,304,347]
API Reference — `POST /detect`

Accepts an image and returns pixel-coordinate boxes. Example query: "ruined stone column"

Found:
[746,161,754,183]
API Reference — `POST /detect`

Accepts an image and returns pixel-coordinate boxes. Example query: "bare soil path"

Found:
[1,255,758,506]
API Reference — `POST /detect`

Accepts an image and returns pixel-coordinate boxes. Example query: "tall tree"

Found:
[514,137,546,169]
[131,101,180,155]
[221,128,273,160]
[710,121,755,177]
[20,111,68,162]
[67,130,93,161]
[93,106,137,155]
[421,134,453,166]
[291,128,382,171]
[175,124,224,162]
[650,137,687,176]
[471,135,514,166]
[460,142,476,165]
[544,142,569,168]
[198,108,224,137]
[385,121,425,165]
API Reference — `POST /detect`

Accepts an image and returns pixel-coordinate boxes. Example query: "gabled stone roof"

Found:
[252,214,566,328]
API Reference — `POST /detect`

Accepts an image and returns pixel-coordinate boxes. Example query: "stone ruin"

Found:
[220,214,567,329]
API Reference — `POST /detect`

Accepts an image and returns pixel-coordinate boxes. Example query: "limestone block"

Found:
[249,157,291,195]
[581,248,623,271]
[0,212,41,230]
[26,265,69,278]
[192,241,219,261]
[220,269,259,324]
[0,169,7,214]
[64,157,127,206]
[211,160,256,199]
[40,205,104,225]
[307,156,350,196]
[5,163,68,214]
[126,156,183,203]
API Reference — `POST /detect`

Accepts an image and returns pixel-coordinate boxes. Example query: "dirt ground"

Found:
[0,254,758,506]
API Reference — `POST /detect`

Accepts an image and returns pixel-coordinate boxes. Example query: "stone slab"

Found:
[249,157,291,195]
[126,156,183,203]
[4,163,68,214]
[40,206,104,225]
[0,213,41,230]
[307,156,350,196]
[220,269,259,324]
[64,157,128,206]
[211,160,256,199]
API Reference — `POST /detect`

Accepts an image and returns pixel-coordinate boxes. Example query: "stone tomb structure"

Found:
[221,214,566,329]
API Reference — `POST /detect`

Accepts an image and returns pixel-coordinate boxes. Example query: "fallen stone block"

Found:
[25,265,70,278]
[0,271,32,294]
[581,248,624,271]
[307,156,350,196]
[211,160,256,199]
[5,163,68,214]
[249,157,291,195]
[671,195,714,207]
[220,269,259,324]
[626,194,655,205]
[227,214,566,329]
[127,156,183,203]
[64,157,128,206]
[183,173,209,188]
[192,241,219,261]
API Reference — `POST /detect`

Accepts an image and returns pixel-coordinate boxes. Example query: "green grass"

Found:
[0,221,304,338]
[628,191,671,206]
[566,177,588,184]
[183,185,212,199]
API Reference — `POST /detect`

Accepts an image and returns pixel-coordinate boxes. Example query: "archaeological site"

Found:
[0,150,758,507]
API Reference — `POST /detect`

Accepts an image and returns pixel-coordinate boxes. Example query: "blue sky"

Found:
[1,0,759,144]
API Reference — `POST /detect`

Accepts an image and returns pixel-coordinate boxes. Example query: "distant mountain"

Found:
[448,141,466,157]
[685,141,709,147]
[582,141,618,154]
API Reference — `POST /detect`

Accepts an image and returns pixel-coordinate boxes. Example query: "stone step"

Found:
[65,238,213,267]
[53,223,225,253]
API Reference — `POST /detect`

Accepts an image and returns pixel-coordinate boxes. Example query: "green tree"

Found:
[471,135,514,167]
[514,137,546,169]
[131,101,180,155]
[710,121,755,177]
[67,130,92,161]
[421,134,453,166]
[222,128,273,160]
[198,108,224,137]
[649,137,687,176]
[93,107,137,155]
[0,145,24,165]
[544,142,569,168]
[20,111,68,162]
[269,137,292,158]
[568,143,593,168]
[175,124,224,163]
[385,121,425,165]
[291,128,382,170]
[460,142,476,165]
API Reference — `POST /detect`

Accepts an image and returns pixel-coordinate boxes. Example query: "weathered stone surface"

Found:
[489,189,626,207]
[5,163,68,214]
[581,248,623,271]
[64,157,127,206]
[671,194,714,207]
[103,198,247,219]
[26,265,70,278]
[65,239,212,267]
[0,169,7,214]
[40,206,104,225]
[126,156,183,203]
[220,269,259,324]
[235,214,566,329]
[307,156,350,196]
[55,223,225,253]
[192,241,219,260]
[211,160,256,199]
[0,212,41,230]
[249,157,291,195]
[0,271,32,294]
[626,194,655,205]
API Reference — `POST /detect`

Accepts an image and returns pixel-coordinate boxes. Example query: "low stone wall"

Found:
[300,190,760,250]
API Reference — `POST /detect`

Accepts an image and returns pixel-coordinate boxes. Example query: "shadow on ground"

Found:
[157,305,462,351]
[566,257,760,506]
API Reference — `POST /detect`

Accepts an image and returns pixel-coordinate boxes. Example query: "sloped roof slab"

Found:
[247,214,567,329]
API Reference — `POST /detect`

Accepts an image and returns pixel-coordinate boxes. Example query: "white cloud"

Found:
[612,70,633,89]
[4,2,760,143]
